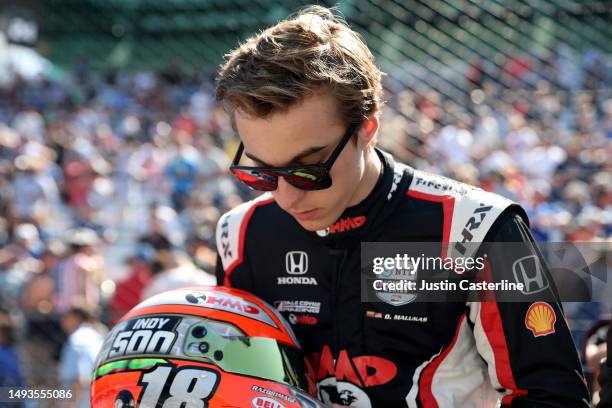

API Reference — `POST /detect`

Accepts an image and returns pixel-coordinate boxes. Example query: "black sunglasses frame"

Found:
[230,122,361,191]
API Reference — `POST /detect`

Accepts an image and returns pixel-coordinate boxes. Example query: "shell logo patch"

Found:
[525,302,556,337]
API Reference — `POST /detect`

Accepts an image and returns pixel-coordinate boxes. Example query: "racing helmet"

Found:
[91,286,325,408]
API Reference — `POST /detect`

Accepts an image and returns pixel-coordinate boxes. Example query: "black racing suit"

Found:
[215,149,589,407]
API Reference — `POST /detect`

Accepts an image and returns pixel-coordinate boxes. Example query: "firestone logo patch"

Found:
[316,216,366,237]
[413,173,468,196]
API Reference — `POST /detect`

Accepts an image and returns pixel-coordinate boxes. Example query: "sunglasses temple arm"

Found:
[325,122,360,168]
[232,142,245,166]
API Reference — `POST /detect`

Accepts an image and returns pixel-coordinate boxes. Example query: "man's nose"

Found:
[273,176,306,210]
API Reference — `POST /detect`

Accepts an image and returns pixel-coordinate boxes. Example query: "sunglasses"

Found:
[230,122,361,191]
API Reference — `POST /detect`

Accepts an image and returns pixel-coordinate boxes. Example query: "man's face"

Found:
[235,92,368,231]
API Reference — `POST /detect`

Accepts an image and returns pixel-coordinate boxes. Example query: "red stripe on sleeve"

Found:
[480,302,528,403]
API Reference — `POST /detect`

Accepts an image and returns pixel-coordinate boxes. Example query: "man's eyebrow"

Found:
[244,145,328,167]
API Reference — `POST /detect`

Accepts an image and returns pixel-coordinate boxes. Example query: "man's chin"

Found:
[294,218,328,232]
[285,207,340,232]
[290,212,335,232]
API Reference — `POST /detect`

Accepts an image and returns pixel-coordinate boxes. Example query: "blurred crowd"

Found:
[0,45,610,404]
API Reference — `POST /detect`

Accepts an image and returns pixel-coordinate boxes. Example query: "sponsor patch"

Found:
[252,396,286,408]
[454,202,493,255]
[387,167,403,200]
[525,302,556,337]
[251,386,296,403]
[277,276,318,285]
[316,215,366,237]
[287,313,318,325]
[286,251,308,275]
[374,258,418,306]
[274,300,321,314]
[219,214,232,263]
[314,345,397,408]
[134,289,278,329]
[512,255,549,295]
[413,174,468,195]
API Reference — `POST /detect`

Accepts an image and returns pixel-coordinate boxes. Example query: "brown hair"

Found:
[216,6,384,124]
[65,299,98,323]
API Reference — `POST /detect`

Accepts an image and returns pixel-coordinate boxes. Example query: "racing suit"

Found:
[215,149,589,407]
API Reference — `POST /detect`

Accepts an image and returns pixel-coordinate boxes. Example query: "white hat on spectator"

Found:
[563,181,591,205]
[14,154,43,171]
[15,223,39,242]
[0,125,20,148]
[65,228,100,246]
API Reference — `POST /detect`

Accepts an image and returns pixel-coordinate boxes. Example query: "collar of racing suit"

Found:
[313,148,412,242]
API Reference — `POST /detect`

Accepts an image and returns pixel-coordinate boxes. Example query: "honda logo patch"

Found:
[286,251,308,275]
[513,255,549,295]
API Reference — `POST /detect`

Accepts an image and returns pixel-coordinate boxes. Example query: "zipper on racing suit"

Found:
[328,244,348,356]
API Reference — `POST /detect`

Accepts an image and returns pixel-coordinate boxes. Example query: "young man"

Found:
[214,6,589,407]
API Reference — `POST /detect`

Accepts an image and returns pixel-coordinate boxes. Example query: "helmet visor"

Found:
[182,319,310,390]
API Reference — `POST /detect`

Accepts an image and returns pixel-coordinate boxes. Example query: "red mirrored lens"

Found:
[284,168,329,190]
[231,167,330,191]
[283,174,321,189]
[231,168,277,191]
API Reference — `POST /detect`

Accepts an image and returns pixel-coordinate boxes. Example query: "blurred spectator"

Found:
[63,159,94,210]
[187,236,217,273]
[11,154,48,221]
[108,247,154,324]
[430,113,473,167]
[0,312,24,387]
[140,203,183,249]
[58,301,105,408]
[55,228,105,314]
[19,244,66,388]
[141,250,215,299]
[12,107,44,143]
[166,143,199,212]
[14,223,46,259]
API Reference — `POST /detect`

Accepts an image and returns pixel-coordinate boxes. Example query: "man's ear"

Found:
[359,116,379,148]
